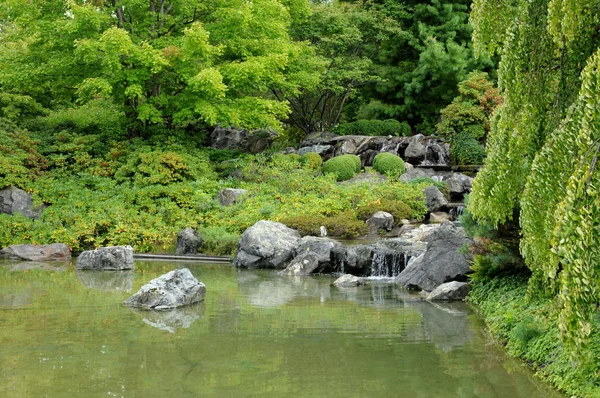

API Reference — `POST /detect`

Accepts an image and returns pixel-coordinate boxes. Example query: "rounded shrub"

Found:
[357,199,413,221]
[321,154,361,181]
[372,152,405,177]
[300,152,323,169]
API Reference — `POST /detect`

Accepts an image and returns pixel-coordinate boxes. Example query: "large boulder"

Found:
[333,274,365,287]
[0,187,43,219]
[427,281,470,301]
[423,186,448,212]
[277,252,320,276]
[446,173,474,199]
[367,211,394,234]
[404,134,427,163]
[399,167,433,182]
[175,228,202,255]
[217,188,248,206]
[209,127,276,154]
[330,245,374,275]
[294,236,342,270]
[75,245,134,270]
[299,131,339,147]
[0,243,71,261]
[123,268,206,310]
[429,211,452,223]
[233,221,300,269]
[395,222,472,291]
[298,145,332,156]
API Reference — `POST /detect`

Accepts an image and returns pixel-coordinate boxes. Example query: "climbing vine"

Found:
[469,0,600,356]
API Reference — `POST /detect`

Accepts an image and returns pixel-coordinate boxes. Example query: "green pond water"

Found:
[0,259,562,398]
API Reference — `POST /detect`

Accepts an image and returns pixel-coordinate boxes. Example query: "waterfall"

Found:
[421,139,451,166]
[380,141,401,154]
[431,175,444,182]
[331,250,346,274]
[370,249,408,278]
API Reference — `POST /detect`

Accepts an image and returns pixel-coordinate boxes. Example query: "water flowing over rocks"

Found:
[277,252,320,276]
[123,268,206,310]
[175,228,202,255]
[0,243,71,261]
[75,245,134,270]
[395,222,472,291]
[0,186,44,219]
[217,188,248,206]
[233,221,300,269]
[333,274,365,287]
[426,281,470,301]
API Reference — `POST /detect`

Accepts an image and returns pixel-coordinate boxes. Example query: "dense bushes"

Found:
[356,199,413,222]
[321,154,361,181]
[300,152,322,169]
[334,119,411,137]
[372,153,405,177]
[280,211,367,238]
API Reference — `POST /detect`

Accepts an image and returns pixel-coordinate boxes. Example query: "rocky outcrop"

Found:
[294,236,342,270]
[423,186,448,212]
[75,245,134,270]
[426,281,470,300]
[367,211,394,234]
[217,188,248,206]
[0,243,71,261]
[333,274,365,287]
[277,252,320,276]
[210,127,276,154]
[446,173,474,199]
[0,187,43,219]
[123,268,206,310]
[330,245,374,275]
[429,212,452,223]
[233,221,300,269]
[298,145,331,156]
[395,222,472,291]
[175,228,202,255]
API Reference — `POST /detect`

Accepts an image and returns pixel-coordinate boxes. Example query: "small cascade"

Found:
[431,175,444,182]
[380,141,401,154]
[421,139,451,166]
[331,249,346,274]
[449,205,465,220]
[370,249,409,278]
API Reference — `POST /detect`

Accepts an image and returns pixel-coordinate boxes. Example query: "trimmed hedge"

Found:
[372,152,405,177]
[321,154,361,181]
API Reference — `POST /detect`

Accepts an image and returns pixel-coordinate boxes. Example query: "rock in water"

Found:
[75,246,134,270]
[233,220,300,269]
[426,281,470,300]
[277,252,320,276]
[123,268,206,310]
[0,243,71,261]
[333,274,365,287]
[175,228,202,255]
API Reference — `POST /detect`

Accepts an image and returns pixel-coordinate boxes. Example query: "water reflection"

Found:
[1,260,69,272]
[75,270,134,292]
[127,302,206,333]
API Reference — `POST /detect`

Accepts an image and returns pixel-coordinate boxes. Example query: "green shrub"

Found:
[321,154,361,181]
[205,148,244,163]
[356,199,413,221]
[372,153,405,177]
[334,119,411,137]
[300,152,323,169]
[197,226,239,256]
[280,211,367,238]
[450,131,486,165]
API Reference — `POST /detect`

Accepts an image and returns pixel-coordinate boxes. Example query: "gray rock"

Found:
[367,211,394,234]
[427,281,470,300]
[299,131,339,147]
[404,134,427,163]
[0,187,43,219]
[210,126,276,154]
[395,222,472,291]
[446,173,474,198]
[278,147,298,155]
[75,245,134,270]
[175,228,202,255]
[423,186,448,212]
[429,212,452,223]
[294,236,343,269]
[233,221,300,269]
[333,274,365,287]
[124,268,206,310]
[298,145,332,156]
[217,188,248,206]
[277,252,320,276]
[0,243,71,261]
[330,245,374,275]
[399,167,433,182]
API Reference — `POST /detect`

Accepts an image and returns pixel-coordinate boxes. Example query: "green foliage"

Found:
[196,226,239,256]
[280,211,367,238]
[450,132,487,165]
[356,199,413,222]
[372,153,405,178]
[321,154,361,181]
[334,119,410,137]
[468,276,600,397]
[299,152,323,170]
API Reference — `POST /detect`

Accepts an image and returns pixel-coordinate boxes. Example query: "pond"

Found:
[0,259,561,398]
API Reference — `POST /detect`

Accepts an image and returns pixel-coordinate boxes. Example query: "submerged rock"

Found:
[333,274,365,287]
[75,245,134,270]
[123,268,206,310]
[426,281,470,301]
[277,252,319,276]
[175,228,202,255]
[0,243,71,261]
[233,220,300,269]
